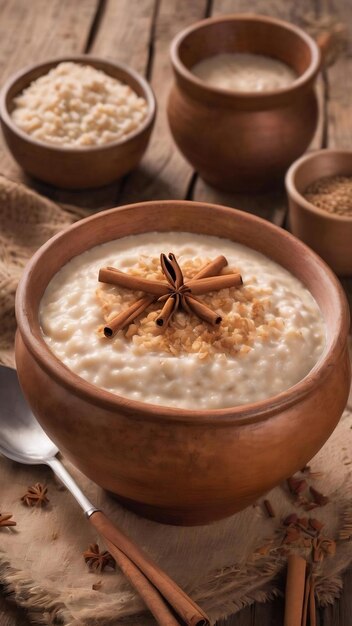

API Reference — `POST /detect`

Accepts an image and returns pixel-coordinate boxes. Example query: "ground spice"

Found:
[304,175,352,217]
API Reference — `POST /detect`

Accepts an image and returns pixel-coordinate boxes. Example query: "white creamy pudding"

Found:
[192,53,297,92]
[40,232,325,409]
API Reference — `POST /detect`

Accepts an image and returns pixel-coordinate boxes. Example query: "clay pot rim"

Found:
[286,149,352,222]
[0,55,156,154]
[16,200,349,425]
[170,13,321,102]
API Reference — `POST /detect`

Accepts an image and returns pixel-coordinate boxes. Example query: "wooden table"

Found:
[0,0,351,624]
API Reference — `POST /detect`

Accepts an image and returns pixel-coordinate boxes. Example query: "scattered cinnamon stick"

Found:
[193,255,228,279]
[104,296,155,337]
[185,295,222,326]
[89,510,209,626]
[284,554,306,626]
[104,536,181,626]
[186,273,243,294]
[263,499,275,518]
[309,578,316,626]
[99,267,169,296]
[301,573,311,626]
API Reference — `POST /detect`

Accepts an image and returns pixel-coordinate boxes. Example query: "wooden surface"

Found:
[0,0,351,624]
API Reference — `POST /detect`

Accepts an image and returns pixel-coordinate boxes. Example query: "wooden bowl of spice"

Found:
[286,150,352,276]
[0,56,156,189]
[167,14,322,192]
[15,201,350,525]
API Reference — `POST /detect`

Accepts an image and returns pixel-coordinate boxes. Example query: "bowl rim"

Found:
[170,13,321,101]
[15,200,350,425]
[0,55,156,153]
[286,149,352,223]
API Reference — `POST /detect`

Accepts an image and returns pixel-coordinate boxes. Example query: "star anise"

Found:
[83,543,116,572]
[21,482,49,507]
[0,512,16,528]
[99,253,243,337]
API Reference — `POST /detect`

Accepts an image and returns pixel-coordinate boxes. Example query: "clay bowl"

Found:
[286,150,352,276]
[0,56,156,189]
[15,200,350,525]
[168,14,321,192]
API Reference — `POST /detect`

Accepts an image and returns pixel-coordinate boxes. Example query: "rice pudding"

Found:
[192,53,297,92]
[11,62,148,147]
[40,232,325,409]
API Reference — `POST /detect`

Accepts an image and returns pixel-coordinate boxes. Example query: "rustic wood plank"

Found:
[91,0,156,75]
[192,0,327,225]
[118,0,209,204]
[320,0,352,149]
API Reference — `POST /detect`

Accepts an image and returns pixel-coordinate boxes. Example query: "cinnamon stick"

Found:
[186,273,242,294]
[185,295,222,326]
[104,537,180,626]
[104,296,155,337]
[309,579,316,626]
[263,499,275,518]
[156,296,177,328]
[89,511,209,626]
[193,255,228,279]
[284,554,307,626]
[99,267,169,296]
[301,574,311,626]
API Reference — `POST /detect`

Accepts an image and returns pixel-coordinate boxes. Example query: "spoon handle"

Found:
[46,456,98,517]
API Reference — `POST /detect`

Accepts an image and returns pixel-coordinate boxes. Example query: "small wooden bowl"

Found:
[168,14,321,192]
[286,150,352,276]
[0,56,156,189]
[15,200,350,525]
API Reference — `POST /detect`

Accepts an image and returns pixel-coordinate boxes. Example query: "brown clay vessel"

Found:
[0,56,156,189]
[286,149,352,276]
[15,200,350,525]
[167,14,321,192]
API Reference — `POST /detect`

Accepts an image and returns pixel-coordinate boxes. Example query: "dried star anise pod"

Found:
[21,483,49,507]
[0,512,16,528]
[83,543,116,572]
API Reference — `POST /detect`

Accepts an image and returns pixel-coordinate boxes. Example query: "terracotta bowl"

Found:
[15,201,350,525]
[0,56,156,189]
[167,14,321,192]
[286,150,352,276]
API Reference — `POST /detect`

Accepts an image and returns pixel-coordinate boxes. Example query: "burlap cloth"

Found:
[0,175,352,626]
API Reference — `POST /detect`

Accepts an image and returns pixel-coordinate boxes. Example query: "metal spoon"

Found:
[0,365,208,626]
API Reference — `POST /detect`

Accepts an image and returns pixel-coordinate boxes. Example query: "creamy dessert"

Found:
[40,232,325,409]
[192,53,297,92]
[11,62,148,147]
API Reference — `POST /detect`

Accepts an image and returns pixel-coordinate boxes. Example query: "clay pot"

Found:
[0,56,156,189]
[286,149,352,276]
[167,14,321,192]
[15,201,350,525]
